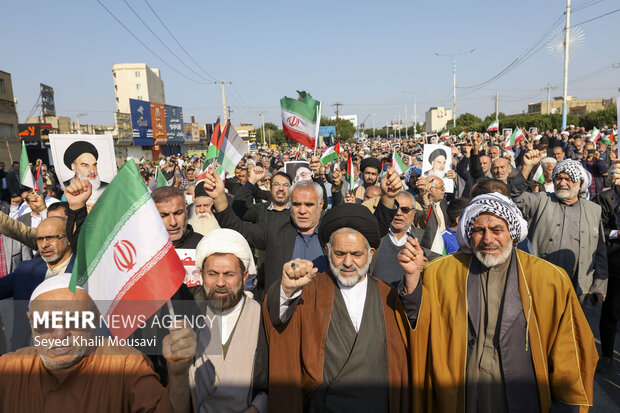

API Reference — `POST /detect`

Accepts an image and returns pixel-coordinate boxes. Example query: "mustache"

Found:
[476,242,502,250]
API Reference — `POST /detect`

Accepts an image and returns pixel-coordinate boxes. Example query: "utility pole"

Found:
[227,106,233,123]
[434,49,475,128]
[257,111,266,145]
[561,0,571,129]
[541,84,558,114]
[405,105,408,139]
[495,91,499,121]
[76,113,87,133]
[413,97,417,136]
[219,82,231,123]
[332,102,342,119]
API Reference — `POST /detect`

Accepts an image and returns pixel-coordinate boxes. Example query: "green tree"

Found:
[320,116,356,141]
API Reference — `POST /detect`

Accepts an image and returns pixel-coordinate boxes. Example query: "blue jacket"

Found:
[0,255,75,351]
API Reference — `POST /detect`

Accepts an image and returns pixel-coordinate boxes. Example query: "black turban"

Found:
[428,148,447,163]
[63,141,99,169]
[318,203,381,249]
[360,157,381,173]
[195,181,208,198]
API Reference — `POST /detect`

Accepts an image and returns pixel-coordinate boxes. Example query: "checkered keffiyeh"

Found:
[552,159,592,199]
[456,192,528,253]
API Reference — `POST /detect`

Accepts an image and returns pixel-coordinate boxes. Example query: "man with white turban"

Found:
[187,228,267,413]
[513,150,608,305]
[397,192,598,413]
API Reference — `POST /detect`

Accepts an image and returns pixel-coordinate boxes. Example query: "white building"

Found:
[330,114,358,127]
[112,63,165,114]
[425,106,453,133]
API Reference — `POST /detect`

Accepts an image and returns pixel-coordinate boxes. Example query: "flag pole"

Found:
[314,100,322,156]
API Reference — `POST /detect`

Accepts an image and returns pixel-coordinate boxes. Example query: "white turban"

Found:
[456,193,528,253]
[29,273,85,306]
[194,228,256,276]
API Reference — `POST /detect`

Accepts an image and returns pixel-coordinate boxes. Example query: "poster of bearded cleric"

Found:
[49,134,117,209]
[422,144,454,193]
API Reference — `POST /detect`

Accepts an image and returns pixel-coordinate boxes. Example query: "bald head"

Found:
[491,157,511,183]
[364,185,382,201]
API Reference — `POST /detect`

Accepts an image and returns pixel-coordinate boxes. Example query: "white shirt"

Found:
[279,275,368,333]
[45,255,72,279]
[220,295,245,345]
[388,228,409,247]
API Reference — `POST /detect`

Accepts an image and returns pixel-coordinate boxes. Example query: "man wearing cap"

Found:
[62,140,109,207]
[514,151,608,304]
[186,182,220,237]
[0,273,194,413]
[263,203,408,413]
[353,157,381,201]
[398,192,598,412]
[185,228,267,412]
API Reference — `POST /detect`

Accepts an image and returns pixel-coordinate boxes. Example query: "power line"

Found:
[573,7,620,26]
[95,0,212,85]
[120,0,215,84]
[142,0,219,82]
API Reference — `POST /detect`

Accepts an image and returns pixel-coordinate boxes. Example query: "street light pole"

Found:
[561,0,571,129]
[434,49,475,128]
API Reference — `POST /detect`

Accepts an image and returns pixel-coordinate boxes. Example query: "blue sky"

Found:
[2,0,618,129]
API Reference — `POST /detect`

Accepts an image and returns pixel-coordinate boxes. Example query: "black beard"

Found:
[206,285,244,311]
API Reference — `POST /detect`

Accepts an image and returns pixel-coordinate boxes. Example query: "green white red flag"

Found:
[70,161,186,339]
[392,149,407,175]
[206,119,223,160]
[280,91,322,149]
[532,165,545,184]
[505,127,525,149]
[487,120,499,132]
[439,131,450,140]
[320,140,340,165]
[601,132,613,145]
[216,121,249,176]
[346,154,354,192]
[19,141,36,190]
[458,130,467,139]
[589,127,601,143]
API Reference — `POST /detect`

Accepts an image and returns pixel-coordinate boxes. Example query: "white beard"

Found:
[329,255,371,287]
[77,172,101,191]
[187,208,219,236]
[473,239,513,268]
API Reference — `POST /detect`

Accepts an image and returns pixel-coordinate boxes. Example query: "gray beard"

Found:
[188,212,217,236]
[76,173,101,191]
[329,257,371,287]
[554,185,580,201]
[473,239,513,268]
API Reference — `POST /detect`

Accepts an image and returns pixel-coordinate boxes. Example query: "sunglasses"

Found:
[397,206,414,213]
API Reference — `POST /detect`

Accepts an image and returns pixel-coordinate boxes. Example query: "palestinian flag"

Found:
[589,127,601,143]
[505,127,525,149]
[412,145,423,155]
[139,156,147,164]
[601,132,613,145]
[156,166,168,187]
[487,120,499,132]
[34,162,44,194]
[458,130,467,139]
[19,141,36,190]
[206,119,223,160]
[392,148,407,175]
[281,91,321,149]
[320,140,340,165]
[70,161,186,339]
[532,165,545,184]
[216,121,249,176]
[346,154,354,192]
[439,131,450,140]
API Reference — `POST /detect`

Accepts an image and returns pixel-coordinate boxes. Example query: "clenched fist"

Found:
[281,259,318,298]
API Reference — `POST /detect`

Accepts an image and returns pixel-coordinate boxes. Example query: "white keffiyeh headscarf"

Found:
[552,159,592,199]
[456,193,528,253]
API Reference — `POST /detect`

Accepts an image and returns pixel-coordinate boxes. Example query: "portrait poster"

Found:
[176,249,202,287]
[422,144,453,193]
[49,134,117,208]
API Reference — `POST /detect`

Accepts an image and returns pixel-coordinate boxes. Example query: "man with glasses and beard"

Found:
[263,203,408,413]
[187,228,267,413]
[62,141,109,209]
[513,151,608,305]
[398,192,598,412]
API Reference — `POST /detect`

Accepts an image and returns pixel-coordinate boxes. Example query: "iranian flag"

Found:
[439,131,450,140]
[206,119,223,160]
[281,91,322,149]
[505,127,525,149]
[458,130,467,139]
[19,141,36,190]
[487,120,499,132]
[216,121,249,176]
[70,161,186,339]
[589,127,601,143]
[346,154,354,192]
[320,140,340,165]
[392,149,407,175]
[532,165,545,184]
[601,132,613,145]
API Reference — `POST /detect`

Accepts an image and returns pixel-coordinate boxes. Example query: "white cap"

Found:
[534,135,542,141]
[29,273,85,306]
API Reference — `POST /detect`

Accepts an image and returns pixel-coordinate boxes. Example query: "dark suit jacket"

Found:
[0,255,75,350]
[593,188,620,276]
[214,200,397,298]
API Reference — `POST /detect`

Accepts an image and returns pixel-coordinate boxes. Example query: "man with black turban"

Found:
[353,157,381,201]
[262,203,409,413]
[62,140,109,208]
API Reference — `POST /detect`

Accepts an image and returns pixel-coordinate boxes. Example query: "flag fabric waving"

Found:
[280,91,321,149]
[439,131,450,140]
[392,149,407,175]
[487,120,499,132]
[458,130,467,139]
[156,166,168,188]
[19,141,36,190]
[589,127,601,143]
[532,165,545,184]
[346,154,354,192]
[216,121,249,176]
[505,127,525,149]
[206,119,223,160]
[601,132,613,145]
[320,140,340,165]
[70,161,186,339]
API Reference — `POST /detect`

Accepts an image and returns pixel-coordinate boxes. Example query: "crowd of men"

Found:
[0,121,618,412]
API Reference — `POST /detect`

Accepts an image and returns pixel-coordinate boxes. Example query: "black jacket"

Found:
[593,188,620,277]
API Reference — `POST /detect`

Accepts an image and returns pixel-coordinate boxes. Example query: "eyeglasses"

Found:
[36,234,66,243]
[431,186,446,191]
[272,182,290,188]
[397,206,414,213]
